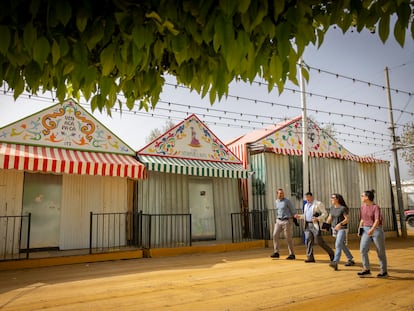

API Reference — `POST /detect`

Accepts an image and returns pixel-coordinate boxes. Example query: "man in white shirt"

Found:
[295,192,334,262]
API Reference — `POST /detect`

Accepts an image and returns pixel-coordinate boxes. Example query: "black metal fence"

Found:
[141,213,192,249]
[89,211,192,253]
[89,211,142,254]
[0,213,31,260]
[231,207,396,243]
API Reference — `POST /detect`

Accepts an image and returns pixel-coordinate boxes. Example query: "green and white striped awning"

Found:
[138,155,249,178]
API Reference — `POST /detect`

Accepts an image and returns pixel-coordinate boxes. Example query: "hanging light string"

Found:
[152,99,391,141]
[249,81,413,118]
[0,89,392,148]
[318,121,389,137]
[114,103,391,148]
[164,82,411,127]
[303,63,413,97]
[395,93,414,124]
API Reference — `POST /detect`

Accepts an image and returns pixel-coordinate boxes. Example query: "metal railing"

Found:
[89,211,142,254]
[0,213,31,260]
[141,213,192,249]
[231,207,396,243]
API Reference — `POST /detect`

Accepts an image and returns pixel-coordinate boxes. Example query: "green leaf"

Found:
[301,65,309,82]
[276,24,290,60]
[219,0,238,16]
[23,23,36,52]
[86,19,105,50]
[73,42,88,64]
[56,80,67,101]
[153,40,165,63]
[237,0,250,13]
[99,76,112,97]
[24,61,42,88]
[59,36,70,57]
[76,8,89,32]
[33,36,50,67]
[396,2,411,29]
[63,62,74,75]
[378,15,390,43]
[51,39,60,65]
[91,94,101,112]
[269,54,283,82]
[393,19,406,47]
[0,26,11,55]
[214,15,234,55]
[14,74,24,100]
[30,0,41,17]
[274,1,285,19]
[132,25,154,49]
[56,0,72,26]
[171,35,189,65]
[82,71,97,100]
[100,43,116,75]
[145,11,162,24]
[126,97,135,110]
[163,20,180,36]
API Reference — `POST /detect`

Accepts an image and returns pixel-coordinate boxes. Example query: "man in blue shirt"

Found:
[271,188,296,260]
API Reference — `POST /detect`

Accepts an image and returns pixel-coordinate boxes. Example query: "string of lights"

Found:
[164,82,411,127]
[0,90,392,149]
[303,63,413,97]
[113,103,391,148]
[248,81,414,119]
[152,99,391,143]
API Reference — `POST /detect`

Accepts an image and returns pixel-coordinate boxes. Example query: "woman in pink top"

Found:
[357,189,388,278]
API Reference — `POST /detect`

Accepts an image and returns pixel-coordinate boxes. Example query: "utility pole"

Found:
[385,66,407,238]
[300,60,309,195]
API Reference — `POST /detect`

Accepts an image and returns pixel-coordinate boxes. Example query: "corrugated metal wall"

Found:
[60,175,128,250]
[247,152,394,236]
[0,169,24,257]
[257,155,394,233]
[310,157,360,209]
[137,171,241,240]
[0,169,24,215]
[212,177,241,239]
[250,153,291,211]
[374,162,392,208]
[264,153,292,209]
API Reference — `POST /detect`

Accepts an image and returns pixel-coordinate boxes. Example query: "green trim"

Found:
[138,155,249,178]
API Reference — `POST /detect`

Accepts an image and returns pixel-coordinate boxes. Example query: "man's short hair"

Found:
[305,192,313,196]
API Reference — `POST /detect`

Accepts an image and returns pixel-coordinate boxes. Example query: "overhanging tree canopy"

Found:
[0,0,412,113]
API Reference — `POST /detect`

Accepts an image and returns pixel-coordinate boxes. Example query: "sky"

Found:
[0,23,413,181]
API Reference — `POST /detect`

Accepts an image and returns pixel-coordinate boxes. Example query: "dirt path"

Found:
[0,236,413,311]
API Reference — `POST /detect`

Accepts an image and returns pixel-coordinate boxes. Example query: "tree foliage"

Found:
[0,0,413,114]
[401,122,414,177]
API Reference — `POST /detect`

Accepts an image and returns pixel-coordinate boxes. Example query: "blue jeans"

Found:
[359,226,388,273]
[333,228,353,263]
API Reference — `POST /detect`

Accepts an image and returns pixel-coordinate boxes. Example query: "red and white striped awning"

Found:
[0,143,147,179]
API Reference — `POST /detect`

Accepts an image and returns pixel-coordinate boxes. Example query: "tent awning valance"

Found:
[138,155,249,178]
[0,143,147,179]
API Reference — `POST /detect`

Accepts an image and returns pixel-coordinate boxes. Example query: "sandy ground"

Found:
[0,233,413,311]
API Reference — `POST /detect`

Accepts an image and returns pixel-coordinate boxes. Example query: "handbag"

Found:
[321,222,330,231]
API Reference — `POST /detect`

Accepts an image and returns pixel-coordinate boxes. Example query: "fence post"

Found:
[89,212,93,254]
[189,214,192,246]
[26,213,31,259]
[231,213,235,243]
[147,215,152,249]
